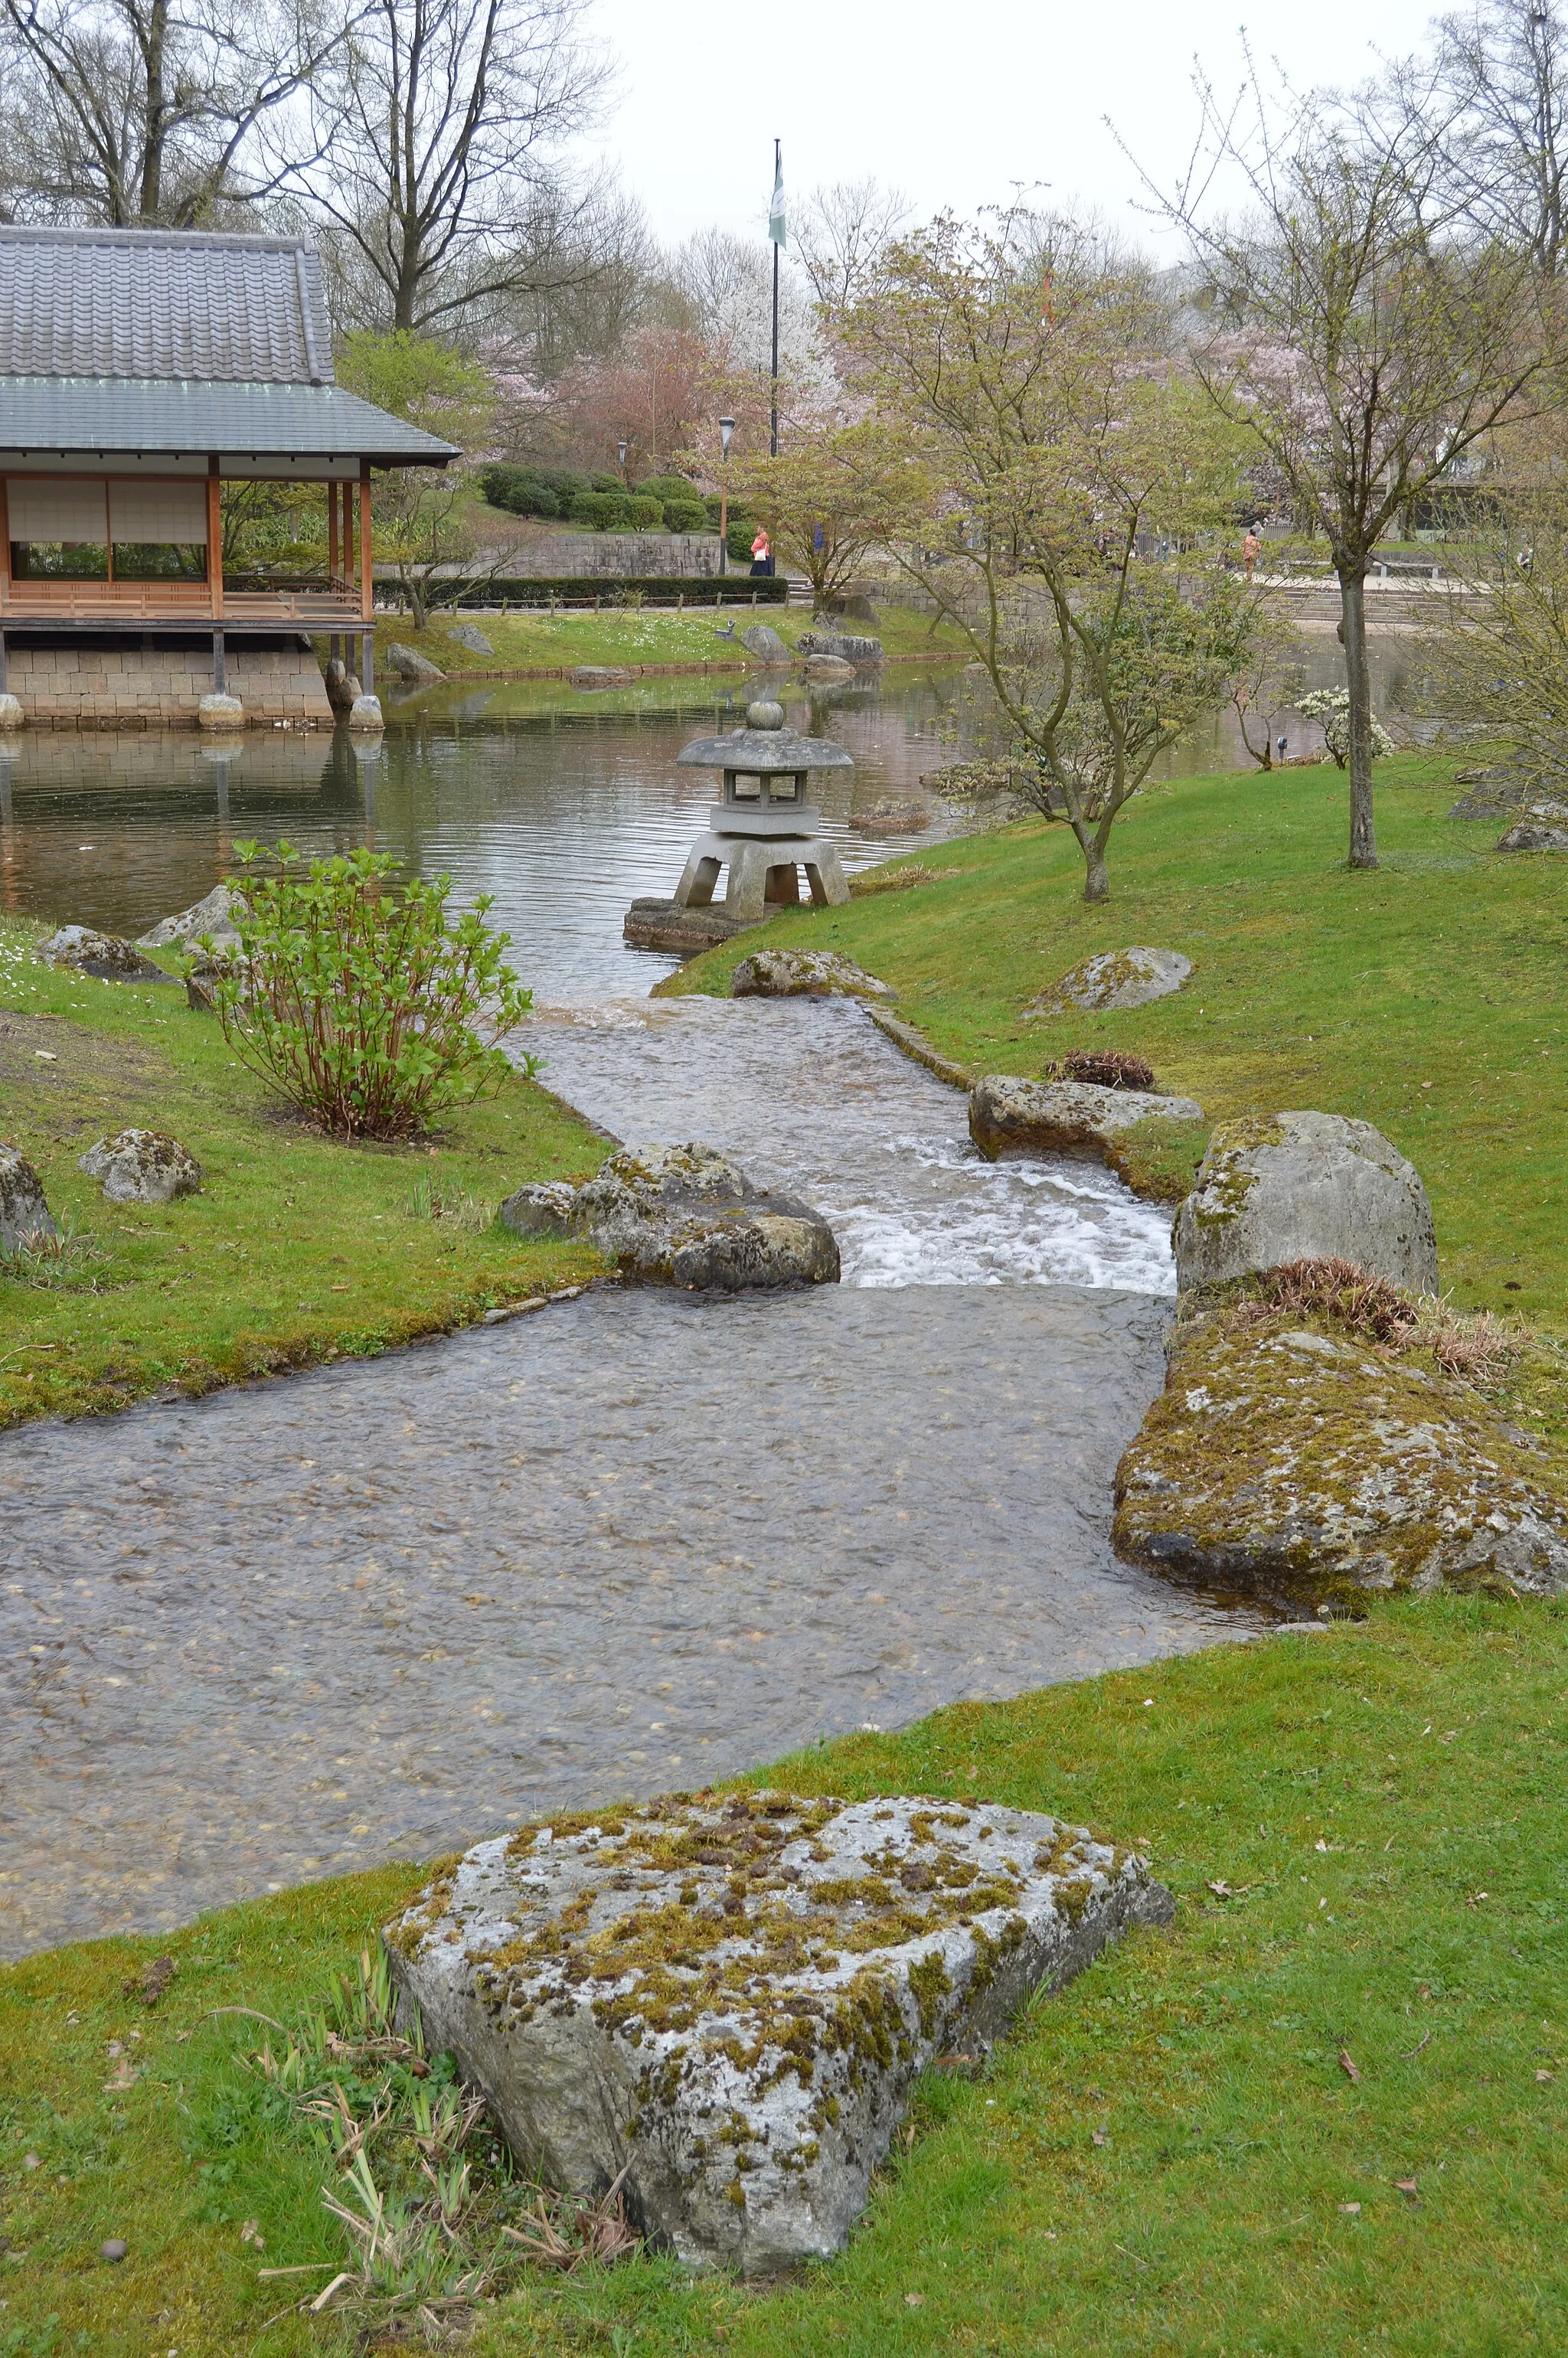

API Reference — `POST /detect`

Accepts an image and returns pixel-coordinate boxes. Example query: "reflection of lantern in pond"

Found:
[671,700,852,919]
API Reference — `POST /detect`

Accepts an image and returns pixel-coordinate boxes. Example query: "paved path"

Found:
[0,1285,1255,1958]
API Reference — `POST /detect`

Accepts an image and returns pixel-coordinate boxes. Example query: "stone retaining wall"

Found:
[8,645,333,727]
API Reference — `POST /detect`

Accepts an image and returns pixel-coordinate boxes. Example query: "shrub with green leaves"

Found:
[203,843,534,1141]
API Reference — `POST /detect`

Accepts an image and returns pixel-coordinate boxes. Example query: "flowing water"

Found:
[0,676,1269,1959]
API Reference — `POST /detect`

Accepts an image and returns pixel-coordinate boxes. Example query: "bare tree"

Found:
[1135,57,1564,869]
[0,0,344,225]
[288,0,607,337]
[668,226,815,372]
[1400,0,1568,273]
[795,176,910,311]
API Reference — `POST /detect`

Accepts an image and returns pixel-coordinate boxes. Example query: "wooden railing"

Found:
[0,580,370,626]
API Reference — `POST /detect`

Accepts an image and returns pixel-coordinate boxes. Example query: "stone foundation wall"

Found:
[7,645,334,727]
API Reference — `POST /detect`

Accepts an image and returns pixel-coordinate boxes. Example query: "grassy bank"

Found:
[0,919,608,1429]
[2,1598,1565,2354]
[666,750,1568,1336]
[369,600,965,680]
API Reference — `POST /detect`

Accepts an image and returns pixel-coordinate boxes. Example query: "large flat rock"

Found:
[387,1788,1171,2273]
[1173,1112,1438,1295]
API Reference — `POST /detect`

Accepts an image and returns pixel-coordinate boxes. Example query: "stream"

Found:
[0,686,1264,1959]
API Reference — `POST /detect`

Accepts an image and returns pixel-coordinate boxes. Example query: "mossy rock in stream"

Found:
[1114,1300,1568,1609]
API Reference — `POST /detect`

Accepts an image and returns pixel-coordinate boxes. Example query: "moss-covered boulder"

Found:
[1174,1112,1438,1295]
[730,948,893,1000]
[1114,1303,1568,1608]
[500,1142,839,1289]
[969,1073,1204,1184]
[1025,946,1191,1017]
[385,1789,1172,2275]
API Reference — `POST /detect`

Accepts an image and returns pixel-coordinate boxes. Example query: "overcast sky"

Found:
[583,0,1441,255]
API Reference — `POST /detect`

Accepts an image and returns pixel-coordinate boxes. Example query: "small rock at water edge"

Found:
[384,642,446,684]
[1173,1111,1438,1295]
[197,692,244,730]
[499,1142,839,1289]
[385,1788,1172,2275]
[348,694,384,732]
[1497,821,1568,851]
[570,665,636,688]
[799,654,857,682]
[740,624,789,661]
[0,691,22,729]
[40,926,170,983]
[730,949,895,1001]
[969,1075,1204,1177]
[855,799,933,837]
[137,881,247,952]
[323,657,361,709]
[446,620,495,655]
[1026,948,1193,1017]
[798,629,884,665]
[0,1144,57,1254]
[1114,1297,1568,1607]
[79,1128,203,1206]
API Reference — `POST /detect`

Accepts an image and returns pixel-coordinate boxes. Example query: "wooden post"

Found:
[328,478,339,588]
[207,459,223,620]
[0,477,9,616]
[358,460,372,622]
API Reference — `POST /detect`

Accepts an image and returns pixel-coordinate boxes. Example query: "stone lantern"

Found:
[670,700,854,921]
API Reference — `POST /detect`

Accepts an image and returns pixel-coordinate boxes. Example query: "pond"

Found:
[0,636,1425,999]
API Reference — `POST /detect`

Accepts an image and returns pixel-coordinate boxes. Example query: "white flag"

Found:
[769,147,786,247]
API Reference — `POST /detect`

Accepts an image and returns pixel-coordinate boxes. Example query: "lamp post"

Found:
[617,437,629,484]
[717,415,735,578]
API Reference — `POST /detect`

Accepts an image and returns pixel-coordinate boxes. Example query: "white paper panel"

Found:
[6,478,109,542]
[108,478,208,544]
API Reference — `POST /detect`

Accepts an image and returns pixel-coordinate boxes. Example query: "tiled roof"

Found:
[0,377,457,463]
[0,226,335,385]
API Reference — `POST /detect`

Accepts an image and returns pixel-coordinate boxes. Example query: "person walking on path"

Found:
[750,528,775,578]
[1243,527,1262,583]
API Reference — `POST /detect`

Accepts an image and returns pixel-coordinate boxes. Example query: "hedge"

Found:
[401,575,792,612]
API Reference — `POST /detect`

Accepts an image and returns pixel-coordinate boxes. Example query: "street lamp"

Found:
[617,437,629,482]
[717,415,735,577]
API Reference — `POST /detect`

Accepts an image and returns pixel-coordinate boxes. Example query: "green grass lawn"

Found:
[669,750,1568,1337]
[373,600,965,679]
[0,921,607,1429]
[2,1599,1564,2356]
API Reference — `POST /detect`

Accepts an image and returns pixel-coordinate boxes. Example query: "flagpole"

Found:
[770,136,780,457]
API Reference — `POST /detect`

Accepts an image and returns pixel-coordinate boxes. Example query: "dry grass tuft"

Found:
[1044,1050,1157,1091]
[1237,1256,1519,1385]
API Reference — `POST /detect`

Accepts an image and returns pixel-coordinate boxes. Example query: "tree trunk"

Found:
[1338,563,1377,870]
[1083,842,1109,902]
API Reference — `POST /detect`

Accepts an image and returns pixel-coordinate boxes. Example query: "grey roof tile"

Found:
[0,378,456,463]
[0,227,334,384]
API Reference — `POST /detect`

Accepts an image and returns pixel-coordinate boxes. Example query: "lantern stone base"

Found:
[674,830,851,923]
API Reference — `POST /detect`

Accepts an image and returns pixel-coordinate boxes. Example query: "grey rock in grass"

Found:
[385,642,446,684]
[500,1144,839,1290]
[446,621,495,655]
[730,949,894,1001]
[0,1146,56,1253]
[969,1076,1204,1169]
[798,630,884,664]
[1115,1306,1568,1607]
[1497,820,1568,851]
[385,1788,1172,2275]
[137,882,247,952]
[740,624,789,661]
[1173,1112,1438,1296]
[40,926,169,984]
[79,1128,202,1206]
[1026,947,1192,1017]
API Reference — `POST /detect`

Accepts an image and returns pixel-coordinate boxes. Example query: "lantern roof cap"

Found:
[676,719,854,773]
